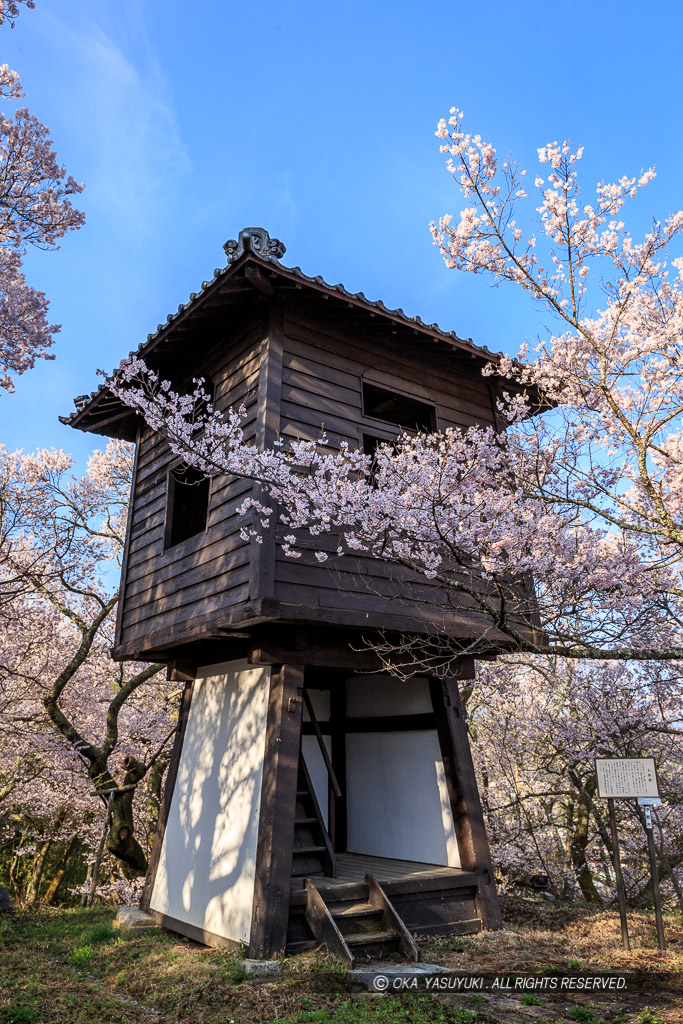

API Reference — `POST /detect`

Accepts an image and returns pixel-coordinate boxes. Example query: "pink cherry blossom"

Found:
[0,441,176,892]
[0,2,85,392]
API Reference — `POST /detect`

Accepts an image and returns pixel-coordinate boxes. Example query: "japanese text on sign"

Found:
[595,758,659,799]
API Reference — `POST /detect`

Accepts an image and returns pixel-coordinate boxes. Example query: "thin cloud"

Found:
[30,5,191,240]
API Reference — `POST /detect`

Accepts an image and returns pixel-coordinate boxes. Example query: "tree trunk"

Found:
[9,832,28,896]
[105,757,148,878]
[636,850,683,905]
[42,835,79,906]
[569,786,603,905]
[26,840,52,905]
[669,867,683,916]
[80,859,93,907]
[145,756,167,853]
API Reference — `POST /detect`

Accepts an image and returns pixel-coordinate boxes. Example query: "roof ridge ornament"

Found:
[223,227,286,265]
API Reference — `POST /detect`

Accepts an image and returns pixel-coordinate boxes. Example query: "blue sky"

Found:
[1,0,682,467]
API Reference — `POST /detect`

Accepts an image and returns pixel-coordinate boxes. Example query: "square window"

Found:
[165,465,210,549]
[362,382,435,431]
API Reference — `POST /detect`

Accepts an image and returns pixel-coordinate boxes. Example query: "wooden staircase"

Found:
[305,874,420,965]
[291,751,336,881]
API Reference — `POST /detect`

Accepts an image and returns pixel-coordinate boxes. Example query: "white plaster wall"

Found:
[345,675,460,867]
[149,659,270,945]
[302,735,332,828]
[302,688,331,723]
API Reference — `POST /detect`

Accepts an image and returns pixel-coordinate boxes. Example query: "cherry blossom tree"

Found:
[0,1,35,28]
[0,4,85,392]
[0,442,175,886]
[469,656,683,909]
[106,358,683,665]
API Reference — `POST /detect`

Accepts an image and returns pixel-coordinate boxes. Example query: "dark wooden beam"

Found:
[249,664,304,958]
[429,676,502,931]
[166,658,197,683]
[249,306,284,604]
[330,683,347,853]
[245,264,277,297]
[140,673,195,911]
[114,425,140,651]
[112,595,513,663]
[248,641,384,672]
[301,713,436,734]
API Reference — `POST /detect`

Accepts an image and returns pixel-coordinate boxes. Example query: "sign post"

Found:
[595,757,663,952]
[605,796,630,951]
[640,801,666,950]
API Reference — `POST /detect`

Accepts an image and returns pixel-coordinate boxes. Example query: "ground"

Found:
[0,897,681,1024]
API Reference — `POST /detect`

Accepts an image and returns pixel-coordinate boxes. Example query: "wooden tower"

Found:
[65,226,510,960]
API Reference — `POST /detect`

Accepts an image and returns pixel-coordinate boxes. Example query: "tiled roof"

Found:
[62,227,503,429]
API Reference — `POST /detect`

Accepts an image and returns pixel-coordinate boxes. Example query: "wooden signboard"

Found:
[595,756,665,951]
[595,757,659,800]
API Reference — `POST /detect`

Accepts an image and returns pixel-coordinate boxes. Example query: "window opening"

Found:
[362,382,435,431]
[166,465,210,549]
[363,434,393,460]
[362,434,398,486]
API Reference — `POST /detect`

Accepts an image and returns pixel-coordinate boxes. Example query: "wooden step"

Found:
[330,902,379,919]
[295,817,318,826]
[345,929,397,946]
[344,929,402,958]
[315,881,368,902]
[331,901,384,936]
[293,845,327,855]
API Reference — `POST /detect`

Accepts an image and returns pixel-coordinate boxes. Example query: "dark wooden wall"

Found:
[115,322,265,656]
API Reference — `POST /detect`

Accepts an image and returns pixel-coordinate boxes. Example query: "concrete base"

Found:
[113,906,160,935]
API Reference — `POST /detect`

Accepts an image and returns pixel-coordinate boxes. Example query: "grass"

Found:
[637,1011,665,1024]
[270,1003,492,1024]
[68,944,95,966]
[1,899,682,1023]
[423,895,683,976]
[565,1009,599,1023]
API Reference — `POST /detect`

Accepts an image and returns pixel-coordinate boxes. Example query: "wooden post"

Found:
[113,423,140,651]
[607,798,630,951]
[140,674,195,911]
[249,306,284,605]
[249,664,304,959]
[330,684,347,853]
[644,806,666,950]
[429,675,502,931]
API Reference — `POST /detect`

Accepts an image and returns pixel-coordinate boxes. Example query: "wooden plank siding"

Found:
[271,315,498,627]
[115,323,267,656]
